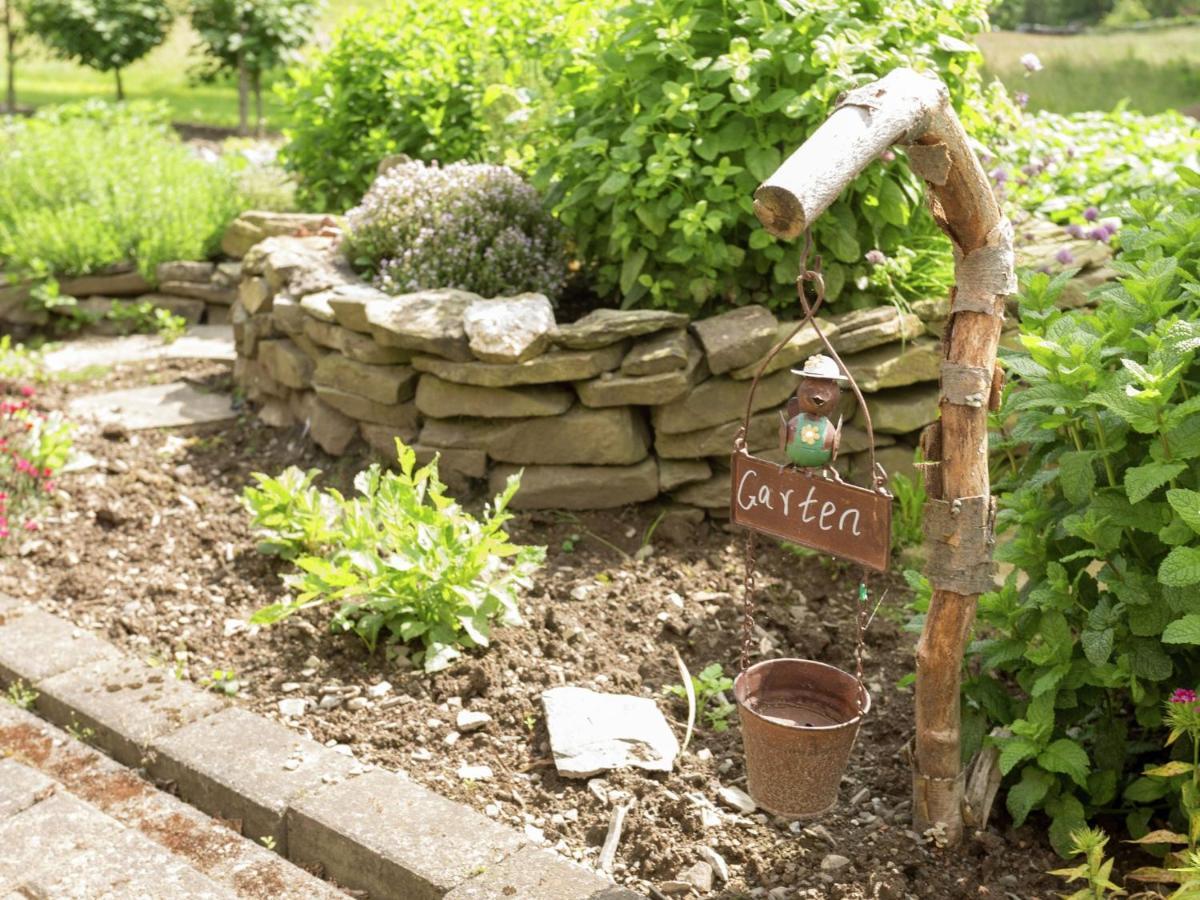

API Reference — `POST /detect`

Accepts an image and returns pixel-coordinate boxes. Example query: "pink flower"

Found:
[18,386,33,398]
[22,521,38,532]
[1170,688,1197,704]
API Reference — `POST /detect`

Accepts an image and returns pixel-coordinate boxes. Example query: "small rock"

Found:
[443,731,461,746]
[485,803,500,818]
[303,655,321,668]
[411,748,433,762]
[851,787,870,805]
[278,698,306,717]
[457,764,494,781]
[657,881,694,896]
[542,686,679,778]
[695,748,713,762]
[717,785,756,814]
[319,694,343,710]
[524,824,546,844]
[280,682,302,693]
[697,847,729,883]
[700,806,722,829]
[569,585,591,601]
[456,710,492,732]
[678,861,713,892]
[587,779,608,804]
[366,681,392,698]
[346,697,369,711]
[820,854,850,872]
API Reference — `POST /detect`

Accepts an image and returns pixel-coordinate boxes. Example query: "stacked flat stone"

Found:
[229,231,970,515]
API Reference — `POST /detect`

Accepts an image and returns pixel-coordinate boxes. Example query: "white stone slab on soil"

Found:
[42,325,235,373]
[68,381,235,430]
[542,686,679,778]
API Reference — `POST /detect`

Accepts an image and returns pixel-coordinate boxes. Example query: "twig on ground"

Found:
[598,802,629,874]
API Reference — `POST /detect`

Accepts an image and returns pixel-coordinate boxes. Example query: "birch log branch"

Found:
[753,66,1012,845]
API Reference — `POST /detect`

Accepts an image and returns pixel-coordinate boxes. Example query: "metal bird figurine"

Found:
[781,354,846,469]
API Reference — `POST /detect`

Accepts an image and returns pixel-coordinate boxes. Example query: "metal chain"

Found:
[740,532,758,674]
[855,577,870,712]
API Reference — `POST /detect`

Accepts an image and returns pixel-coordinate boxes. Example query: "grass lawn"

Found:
[978,25,1200,115]
[3,12,1197,129]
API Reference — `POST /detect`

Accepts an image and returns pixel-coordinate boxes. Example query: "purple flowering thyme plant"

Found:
[343,161,567,300]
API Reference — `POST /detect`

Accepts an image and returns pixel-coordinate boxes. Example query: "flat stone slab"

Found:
[413,343,627,387]
[287,769,525,900]
[576,343,706,408]
[67,382,236,431]
[150,706,360,855]
[542,686,679,778]
[621,329,690,376]
[463,294,556,363]
[555,309,687,350]
[490,458,659,510]
[690,304,778,375]
[42,325,235,372]
[0,792,235,898]
[486,405,651,467]
[0,607,121,685]
[416,375,574,419]
[446,846,633,900]
[652,367,795,434]
[0,759,55,819]
[0,704,344,899]
[728,318,840,380]
[36,656,225,769]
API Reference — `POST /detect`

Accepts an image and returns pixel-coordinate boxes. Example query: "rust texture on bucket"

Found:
[734,658,870,819]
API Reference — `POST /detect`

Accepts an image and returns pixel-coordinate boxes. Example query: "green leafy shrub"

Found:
[1049,827,1125,899]
[21,0,172,100]
[0,102,242,285]
[248,442,546,672]
[279,0,602,212]
[344,161,567,299]
[973,166,1200,854]
[539,0,992,315]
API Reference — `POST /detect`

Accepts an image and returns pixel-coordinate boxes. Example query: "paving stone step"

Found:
[0,595,641,899]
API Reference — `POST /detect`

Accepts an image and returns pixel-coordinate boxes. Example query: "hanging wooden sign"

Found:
[730,449,892,572]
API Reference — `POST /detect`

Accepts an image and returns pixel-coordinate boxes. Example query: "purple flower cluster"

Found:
[344,161,567,300]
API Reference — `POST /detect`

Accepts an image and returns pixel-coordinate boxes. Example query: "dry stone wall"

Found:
[209,212,1111,516]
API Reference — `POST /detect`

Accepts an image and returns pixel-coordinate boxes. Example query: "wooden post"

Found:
[753,67,1013,844]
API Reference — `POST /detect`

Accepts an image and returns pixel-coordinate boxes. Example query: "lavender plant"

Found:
[343,161,567,300]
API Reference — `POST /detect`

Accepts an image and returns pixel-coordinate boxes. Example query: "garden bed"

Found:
[0,356,1062,898]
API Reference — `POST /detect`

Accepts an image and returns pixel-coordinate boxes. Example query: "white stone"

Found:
[319,694,343,710]
[717,785,756,814]
[345,697,369,711]
[366,681,392,698]
[524,824,547,844]
[457,764,494,781]
[698,847,729,883]
[456,710,492,732]
[542,686,679,778]
[820,854,851,872]
[280,682,302,693]
[278,698,306,717]
[678,861,713,892]
[463,294,556,363]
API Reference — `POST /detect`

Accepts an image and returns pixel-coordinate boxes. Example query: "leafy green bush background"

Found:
[0,102,243,282]
[278,0,602,213]
[538,0,992,315]
[968,167,1200,853]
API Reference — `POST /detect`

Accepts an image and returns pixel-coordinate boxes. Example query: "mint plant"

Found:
[249,442,545,672]
[541,0,991,314]
[973,165,1200,854]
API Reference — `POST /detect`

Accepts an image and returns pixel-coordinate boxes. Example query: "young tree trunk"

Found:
[3,0,15,113]
[253,71,263,138]
[753,67,1013,846]
[114,68,124,102]
[236,52,249,136]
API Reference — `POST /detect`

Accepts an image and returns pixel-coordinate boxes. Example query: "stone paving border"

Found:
[0,595,640,900]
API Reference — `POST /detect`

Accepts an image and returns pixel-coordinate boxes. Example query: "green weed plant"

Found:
[246,441,545,672]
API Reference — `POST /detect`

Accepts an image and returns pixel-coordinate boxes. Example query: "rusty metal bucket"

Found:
[734,658,870,819]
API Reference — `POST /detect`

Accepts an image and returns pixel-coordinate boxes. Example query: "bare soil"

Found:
[0,357,1062,899]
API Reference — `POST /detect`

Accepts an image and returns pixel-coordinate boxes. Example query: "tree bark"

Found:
[752,66,1012,845]
[4,0,15,113]
[114,68,124,102]
[253,71,263,138]
[236,52,249,136]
